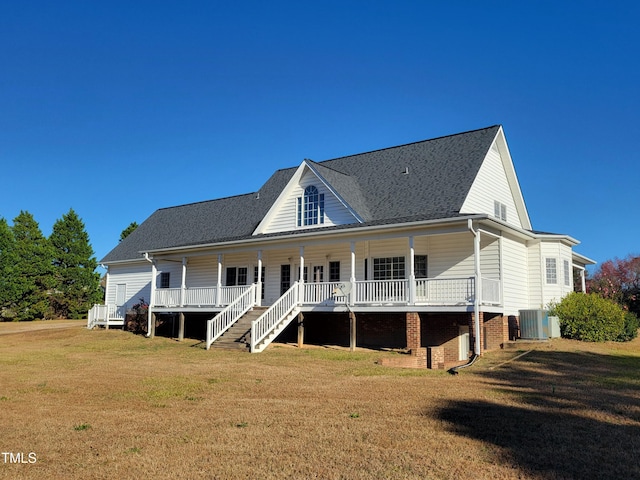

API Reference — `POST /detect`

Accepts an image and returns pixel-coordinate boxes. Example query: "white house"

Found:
[92,125,594,367]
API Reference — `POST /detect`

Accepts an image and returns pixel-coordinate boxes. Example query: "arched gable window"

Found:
[297,185,325,226]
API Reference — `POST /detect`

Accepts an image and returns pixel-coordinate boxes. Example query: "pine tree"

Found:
[49,209,102,319]
[11,211,54,321]
[0,218,17,320]
[120,221,138,242]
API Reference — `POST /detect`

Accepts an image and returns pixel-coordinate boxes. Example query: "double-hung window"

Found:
[280,265,291,295]
[159,272,170,288]
[373,257,405,280]
[415,255,428,279]
[545,258,557,284]
[329,261,341,282]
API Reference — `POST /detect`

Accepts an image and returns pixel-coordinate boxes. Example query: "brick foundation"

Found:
[379,347,427,369]
[483,312,509,351]
[421,313,471,364]
[427,346,445,369]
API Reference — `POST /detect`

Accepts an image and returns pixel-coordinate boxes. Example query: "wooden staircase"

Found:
[210,307,268,350]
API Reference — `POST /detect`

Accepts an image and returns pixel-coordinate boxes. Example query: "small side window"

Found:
[160,272,170,288]
[546,258,557,284]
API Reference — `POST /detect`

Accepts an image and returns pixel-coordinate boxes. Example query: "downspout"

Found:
[450,221,482,375]
[143,253,155,337]
[468,219,481,356]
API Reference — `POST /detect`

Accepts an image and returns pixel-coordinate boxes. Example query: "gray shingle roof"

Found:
[101,125,500,263]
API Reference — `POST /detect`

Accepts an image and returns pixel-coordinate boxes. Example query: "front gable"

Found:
[460,127,532,230]
[253,160,363,235]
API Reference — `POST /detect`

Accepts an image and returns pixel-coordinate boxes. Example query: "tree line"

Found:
[0,209,102,321]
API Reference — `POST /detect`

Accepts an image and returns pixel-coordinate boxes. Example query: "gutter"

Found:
[139,214,489,257]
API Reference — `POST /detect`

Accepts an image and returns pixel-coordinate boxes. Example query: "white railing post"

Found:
[216,254,223,306]
[408,236,416,305]
[180,257,187,307]
[206,320,212,350]
[350,242,356,306]
[256,251,263,307]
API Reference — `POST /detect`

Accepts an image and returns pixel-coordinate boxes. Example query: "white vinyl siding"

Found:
[427,233,475,278]
[480,236,500,281]
[184,257,218,288]
[155,261,182,289]
[460,143,523,228]
[259,169,357,234]
[539,241,575,306]
[105,262,152,310]
[527,243,544,309]
[501,235,529,315]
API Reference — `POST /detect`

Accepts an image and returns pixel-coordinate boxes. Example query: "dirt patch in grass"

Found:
[0,327,639,479]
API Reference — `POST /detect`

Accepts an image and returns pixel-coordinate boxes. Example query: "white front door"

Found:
[115,284,127,318]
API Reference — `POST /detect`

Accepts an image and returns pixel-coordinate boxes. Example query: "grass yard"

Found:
[0,321,639,479]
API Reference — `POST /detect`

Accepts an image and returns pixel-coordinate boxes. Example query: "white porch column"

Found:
[350,241,356,306]
[103,266,110,306]
[299,246,305,304]
[256,250,263,307]
[148,260,157,338]
[216,254,223,306]
[580,268,586,292]
[180,257,187,307]
[472,225,482,355]
[408,236,416,305]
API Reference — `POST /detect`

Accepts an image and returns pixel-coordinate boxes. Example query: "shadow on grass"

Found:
[437,350,640,479]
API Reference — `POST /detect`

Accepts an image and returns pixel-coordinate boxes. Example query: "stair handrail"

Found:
[87,304,108,329]
[250,281,300,353]
[206,284,256,350]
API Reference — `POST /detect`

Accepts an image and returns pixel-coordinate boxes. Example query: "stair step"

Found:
[209,306,270,350]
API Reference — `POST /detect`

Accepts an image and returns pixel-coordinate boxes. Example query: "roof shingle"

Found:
[101,125,500,263]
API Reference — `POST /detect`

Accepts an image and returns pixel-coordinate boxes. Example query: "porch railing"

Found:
[206,284,256,350]
[87,304,125,329]
[302,282,344,305]
[482,277,501,305]
[153,285,253,307]
[251,282,300,353]
[151,276,501,311]
[184,287,217,306]
[353,279,409,304]
[154,288,182,307]
[415,277,475,305]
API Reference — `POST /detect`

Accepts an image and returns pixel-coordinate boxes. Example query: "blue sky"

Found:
[1,1,638,273]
